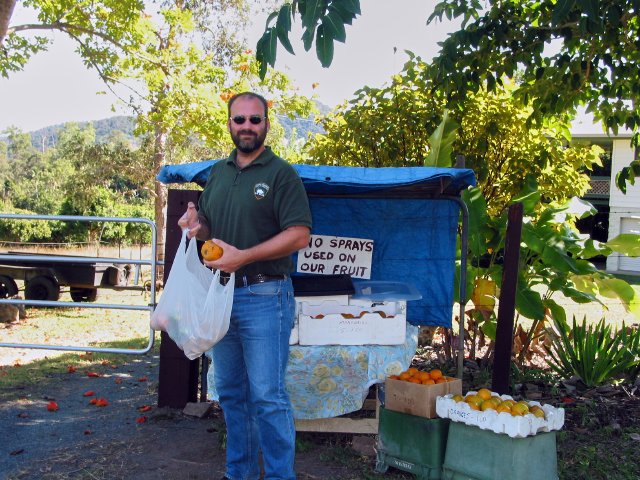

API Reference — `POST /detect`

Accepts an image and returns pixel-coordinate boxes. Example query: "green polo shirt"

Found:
[198,147,312,277]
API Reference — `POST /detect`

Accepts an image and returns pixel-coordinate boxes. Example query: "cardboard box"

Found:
[385,377,462,419]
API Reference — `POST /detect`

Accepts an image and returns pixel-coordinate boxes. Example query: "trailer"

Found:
[0,252,133,302]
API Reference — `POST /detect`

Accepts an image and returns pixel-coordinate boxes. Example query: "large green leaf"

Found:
[544,298,567,330]
[510,175,541,215]
[521,222,547,254]
[324,8,347,43]
[551,0,576,25]
[515,284,545,320]
[594,276,638,315]
[276,4,295,55]
[338,0,361,15]
[315,24,334,68]
[541,242,580,273]
[301,0,325,30]
[606,233,640,257]
[424,110,459,167]
[461,187,489,257]
[564,197,597,220]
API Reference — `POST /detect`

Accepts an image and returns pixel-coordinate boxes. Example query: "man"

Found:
[178,92,311,480]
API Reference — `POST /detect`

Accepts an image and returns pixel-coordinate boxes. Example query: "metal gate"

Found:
[0,213,158,355]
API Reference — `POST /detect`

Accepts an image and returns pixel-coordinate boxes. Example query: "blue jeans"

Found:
[212,278,296,480]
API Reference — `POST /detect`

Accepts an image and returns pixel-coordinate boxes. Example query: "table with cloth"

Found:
[206,324,418,420]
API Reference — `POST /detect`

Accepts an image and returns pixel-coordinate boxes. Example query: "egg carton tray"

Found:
[436,392,565,438]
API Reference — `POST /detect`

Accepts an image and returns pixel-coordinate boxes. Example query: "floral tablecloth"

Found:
[206,324,418,420]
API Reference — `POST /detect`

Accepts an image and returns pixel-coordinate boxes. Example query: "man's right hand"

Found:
[178,202,201,239]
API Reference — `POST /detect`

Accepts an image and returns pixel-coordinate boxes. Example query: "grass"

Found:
[0,337,158,400]
[558,422,640,480]
[0,286,158,388]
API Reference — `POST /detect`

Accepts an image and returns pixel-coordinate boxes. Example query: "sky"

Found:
[0,1,460,133]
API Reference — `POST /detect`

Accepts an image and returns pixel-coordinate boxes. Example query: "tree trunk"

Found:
[0,0,16,47]
[153,124,168,282]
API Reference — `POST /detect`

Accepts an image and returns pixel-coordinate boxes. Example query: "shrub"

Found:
[545,316,640,387]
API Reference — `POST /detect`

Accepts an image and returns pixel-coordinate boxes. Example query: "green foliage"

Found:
[545,316,640,387]
[427,0,640,188]
[424,110,459,167]
[2,0,146,79]
[256,0,361,76]
[260,0,640,188]
[0,203,58,242]
[306,56,445,166]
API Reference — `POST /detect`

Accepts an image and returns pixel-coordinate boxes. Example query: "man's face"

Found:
[228,96,269,154]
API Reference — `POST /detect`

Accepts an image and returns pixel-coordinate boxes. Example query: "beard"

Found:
[231,128,267,154]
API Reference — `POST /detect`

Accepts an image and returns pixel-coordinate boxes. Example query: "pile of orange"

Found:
[388,368,455,385]
[451,388,546,419]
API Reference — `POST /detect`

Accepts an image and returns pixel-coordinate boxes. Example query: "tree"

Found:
[2,1,314,270]
[307,55,602,215]
[257,0,640,189]
[304,52,639,363]
[1,0,145,79]
[111,3,315,273]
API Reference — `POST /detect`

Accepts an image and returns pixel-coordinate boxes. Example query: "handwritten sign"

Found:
[296,234,374,279]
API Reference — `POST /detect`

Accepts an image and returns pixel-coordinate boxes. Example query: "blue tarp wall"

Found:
[158,161,476,328]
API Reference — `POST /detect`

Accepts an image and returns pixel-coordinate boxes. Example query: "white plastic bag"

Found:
[150,229,234,359]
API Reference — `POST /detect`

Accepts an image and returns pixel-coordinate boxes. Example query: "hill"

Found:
[28,116,137,149]
[7,101,331,150]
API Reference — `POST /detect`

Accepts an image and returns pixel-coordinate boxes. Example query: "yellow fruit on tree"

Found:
[471,277,496,311]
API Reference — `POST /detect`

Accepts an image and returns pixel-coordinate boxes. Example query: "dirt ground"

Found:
[0,351,403,480]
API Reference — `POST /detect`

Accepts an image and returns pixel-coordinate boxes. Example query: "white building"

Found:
[571,118,640,275]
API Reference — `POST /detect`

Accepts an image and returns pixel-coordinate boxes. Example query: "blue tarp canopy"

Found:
[158,161,476,327]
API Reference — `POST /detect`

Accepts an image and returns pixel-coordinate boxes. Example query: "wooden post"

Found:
[157,189,202,408]
[491,203,523,395]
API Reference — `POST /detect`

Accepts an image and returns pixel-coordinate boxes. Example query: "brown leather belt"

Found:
[220,273,286,288]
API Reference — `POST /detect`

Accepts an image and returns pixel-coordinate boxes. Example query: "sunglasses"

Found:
[230,115,266,125]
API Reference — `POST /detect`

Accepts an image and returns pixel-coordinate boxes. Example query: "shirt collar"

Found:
[226,146,275,168]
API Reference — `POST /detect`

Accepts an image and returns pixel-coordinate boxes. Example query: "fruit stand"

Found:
[156,162,476,429]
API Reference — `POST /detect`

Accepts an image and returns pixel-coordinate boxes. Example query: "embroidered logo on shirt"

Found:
[254,183,270,200]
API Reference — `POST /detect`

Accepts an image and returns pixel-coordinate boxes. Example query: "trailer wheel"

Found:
[25,276,60,301]
[70,287,98,302]
[0,275,18,298]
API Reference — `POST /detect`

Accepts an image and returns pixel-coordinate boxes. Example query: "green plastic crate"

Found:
[375,407,451,479]
[442,422,559,480]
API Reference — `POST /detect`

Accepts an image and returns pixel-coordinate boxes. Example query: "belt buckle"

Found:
[254,274,267,285]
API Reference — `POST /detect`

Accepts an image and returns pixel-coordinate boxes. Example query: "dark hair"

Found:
[227,92,269,119]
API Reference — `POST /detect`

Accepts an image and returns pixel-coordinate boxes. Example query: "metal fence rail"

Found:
[0,213,158,355]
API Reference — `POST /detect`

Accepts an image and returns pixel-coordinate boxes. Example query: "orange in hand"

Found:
[201,240,223,261]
